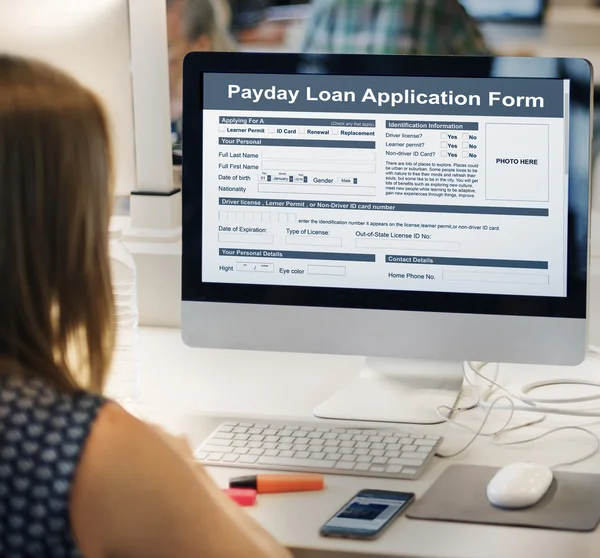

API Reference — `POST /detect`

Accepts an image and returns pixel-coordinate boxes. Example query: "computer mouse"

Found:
[486,462,554,509]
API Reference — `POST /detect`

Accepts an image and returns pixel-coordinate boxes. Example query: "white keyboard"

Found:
[194,421,442,480]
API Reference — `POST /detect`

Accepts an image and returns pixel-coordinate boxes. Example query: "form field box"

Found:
[218,232,274,244]
[443,270,549,285]
[262,146,376,162]
[219,211,297,223]
[259,183,376,197]
[356,238,460,251]
[286,235,343,248]
[308,265,346,276]
[262,160,376,173]
[236,262,274,273]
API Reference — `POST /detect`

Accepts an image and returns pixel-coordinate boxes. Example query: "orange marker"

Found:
[229,473,324,494]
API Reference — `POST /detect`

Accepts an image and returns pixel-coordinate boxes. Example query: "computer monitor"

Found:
[181,53,593,424]
[458,0,548,23]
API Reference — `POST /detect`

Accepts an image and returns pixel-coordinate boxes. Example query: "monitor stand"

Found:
[313,358,464,425]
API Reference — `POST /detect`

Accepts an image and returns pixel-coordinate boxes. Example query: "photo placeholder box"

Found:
[485,123,549,202]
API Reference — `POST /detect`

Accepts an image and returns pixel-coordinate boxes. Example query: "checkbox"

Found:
[269,127,276,133]
[463,133,470,140]
[219,125,226,132]
[441,133,448,139]
[462,142,470,149]
[298,128,305,134]
[441,142,449,148]
[332,128,339,135]
[463,152,469,158]
[441,151,448,157]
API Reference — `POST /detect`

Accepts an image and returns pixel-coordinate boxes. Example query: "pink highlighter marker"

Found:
[222,488,257,507]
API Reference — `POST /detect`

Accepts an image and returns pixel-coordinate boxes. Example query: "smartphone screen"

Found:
[320,490,414,540]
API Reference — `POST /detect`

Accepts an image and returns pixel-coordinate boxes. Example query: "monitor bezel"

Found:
[182,52,592,321]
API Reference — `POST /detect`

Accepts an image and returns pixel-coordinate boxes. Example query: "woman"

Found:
[0,55,292,558]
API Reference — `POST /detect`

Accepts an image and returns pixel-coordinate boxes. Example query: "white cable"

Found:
[493,426,600,469]
[436,362,600,467]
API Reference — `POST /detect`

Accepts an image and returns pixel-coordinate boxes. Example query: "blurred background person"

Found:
[227,0,288,45]
[301,0,491,56]
[167,0,236,148]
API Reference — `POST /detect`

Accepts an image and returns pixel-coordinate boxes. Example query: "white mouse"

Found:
[486,462,554,509]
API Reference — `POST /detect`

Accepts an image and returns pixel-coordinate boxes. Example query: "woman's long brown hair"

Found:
[0,56,114,393]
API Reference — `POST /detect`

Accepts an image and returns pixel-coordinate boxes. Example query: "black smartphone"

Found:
[319,489,415,540]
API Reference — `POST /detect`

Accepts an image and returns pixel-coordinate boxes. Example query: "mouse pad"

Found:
[407,465,600,532]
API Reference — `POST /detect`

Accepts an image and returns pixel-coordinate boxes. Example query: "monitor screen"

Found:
[459,0,546,22]
[182,53,591,365]
[201,72,567,300]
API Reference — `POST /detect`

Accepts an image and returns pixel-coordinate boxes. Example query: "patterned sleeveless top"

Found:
[0,373,105,557]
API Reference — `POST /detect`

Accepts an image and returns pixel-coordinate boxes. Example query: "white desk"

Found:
[136,327,600,558]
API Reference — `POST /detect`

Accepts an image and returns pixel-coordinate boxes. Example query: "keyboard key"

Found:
[201,445,233,454]
[248,428,263,435]
[335,462,355,470]
[383,437,398,444]
[207,453,224,461]
[352,435,368,442]
[338,434,353,441]
[263,429,278,436]
[339,448,354,455]
[234,447,249,455]
[295,451,310,459]
[307,432,322,439]
[214,433,235,440]
[294,444,309,452]
[195,451,208,460]
[223,454,239,463]
[263,442,277,450]
[325,453,341,461]
[249,449,264,456]
[385,451,400,458]
[279,451,295,458]
[403,468,419,478]
[258,456,336,469]
[369,450,384,457]
[249,435,265,442]
[389,458,423,468]
[280,437,295,444]
[386,465,403,474]
[386,444,402,451]
[264,435,279,443]
[209,438,232,447]
[356,456,372,463]
[292,431,308,438]
[222,422,238,427]
[310,452,326,460]
[308,439,325,446]
[368,436,383,443]
[401,452,426,461]
[354,448,369,456]
[239,422,253,427]
[264,449,279,457]
[403,445,418,453]
[238,455,259,464]
[370,466,386,472]
[316,427,331,432]
[371,443,385,450]
[399,438,413,445]
[322,433,338,440]
[233,427,248,434]
[278,444,293,451]
[339,441,355,448]
[279,430,293,437]
[415,439,437,447]
[354,463,371,471]
[418,447,430,453]
[341,455,356,462]
[372,457,388,465]
[324,440,340,447]
[232,441,247,448]
[234,434,250,441]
